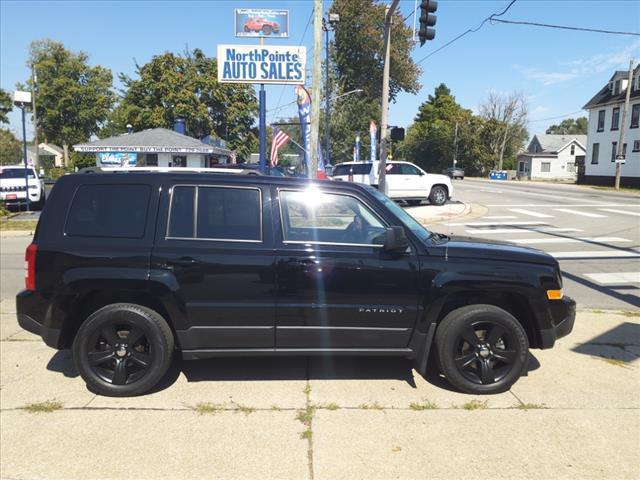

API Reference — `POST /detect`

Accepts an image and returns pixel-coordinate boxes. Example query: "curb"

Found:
[0,230,35,238]
[420,202,488,226]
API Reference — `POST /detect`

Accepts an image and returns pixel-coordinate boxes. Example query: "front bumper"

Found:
[539,296,576,349]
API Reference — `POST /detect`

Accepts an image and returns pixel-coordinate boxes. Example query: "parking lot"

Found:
[1,230,638,480]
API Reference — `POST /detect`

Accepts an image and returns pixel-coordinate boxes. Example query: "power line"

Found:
[270,9,313,123]
[490,18,640,37]
[415,0,517,65]
[529,110,584,123]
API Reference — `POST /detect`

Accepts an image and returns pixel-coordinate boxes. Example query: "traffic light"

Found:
[418,0,437,46]
[390,127,405,142]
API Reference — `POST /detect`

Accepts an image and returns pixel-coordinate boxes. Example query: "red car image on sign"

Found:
[244,18,280,35]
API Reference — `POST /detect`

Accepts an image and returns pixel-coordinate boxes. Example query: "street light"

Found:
[322,13,340,169]
[13,90,32,212]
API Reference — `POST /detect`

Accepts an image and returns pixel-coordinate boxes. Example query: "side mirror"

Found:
[382,226,409,253]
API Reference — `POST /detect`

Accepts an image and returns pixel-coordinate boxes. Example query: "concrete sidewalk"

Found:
[405,200,485,225]
[1,297,638,479]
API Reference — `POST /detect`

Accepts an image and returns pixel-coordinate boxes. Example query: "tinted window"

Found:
[168,186,195,238]
[66,184,150,238]
[401,164,421,175]
[385,164,402,175]
[280,189,385,245]
[0,168,36,179]
[332,164,372,176]
[196,187,261,241]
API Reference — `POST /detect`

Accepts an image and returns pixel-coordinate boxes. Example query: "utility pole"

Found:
[614,59,634,190]
[31,65,39,170]
[378,0,400,194]
[309,0,323,178]
[452,121,458,168]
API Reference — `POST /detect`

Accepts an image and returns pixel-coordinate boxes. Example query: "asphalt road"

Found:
[430,178,640,310]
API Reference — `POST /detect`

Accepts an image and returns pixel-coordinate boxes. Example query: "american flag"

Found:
[270,127,290,167]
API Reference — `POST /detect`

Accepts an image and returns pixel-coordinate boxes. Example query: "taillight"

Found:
[25,243,37,291]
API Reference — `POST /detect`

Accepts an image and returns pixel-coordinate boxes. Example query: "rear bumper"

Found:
[539,296,576,349]
[16,290,62,349]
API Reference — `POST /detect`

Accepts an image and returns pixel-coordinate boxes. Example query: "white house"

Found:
[583,66,640,187]
[74,126,232,168]
[516,134,586,181]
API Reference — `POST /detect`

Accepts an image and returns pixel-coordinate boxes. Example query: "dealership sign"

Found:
[235,9,289,38]
[217,45,306,84]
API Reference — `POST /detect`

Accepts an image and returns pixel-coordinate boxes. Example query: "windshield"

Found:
[363,185,433,244]
[0,168,36,179]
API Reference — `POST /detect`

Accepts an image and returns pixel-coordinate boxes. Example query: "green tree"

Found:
[327,0,421,164]
[546,117,588,135]
[0,89,12,124]
[26,40,114,165]
[0,128,22,165]
[399,84,489,175]
[108,49,258,160]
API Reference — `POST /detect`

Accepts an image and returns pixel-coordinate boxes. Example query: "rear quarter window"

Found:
[65,184,151,238]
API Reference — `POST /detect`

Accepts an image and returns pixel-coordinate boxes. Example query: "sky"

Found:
[1,0,639,143]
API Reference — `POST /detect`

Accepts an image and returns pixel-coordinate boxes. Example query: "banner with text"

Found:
[217,45,306,84]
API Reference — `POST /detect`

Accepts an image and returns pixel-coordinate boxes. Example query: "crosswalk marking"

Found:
[508,208,554,218]
[554,208,607,218]
[598,208,640,217]
[583,272,640,286]
[550,251,640,259]
[512,237,630,245]
[465,227,581,234]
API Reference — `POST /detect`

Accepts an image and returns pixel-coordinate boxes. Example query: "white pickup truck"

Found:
[331,160,453,206]
[0,165,46,210]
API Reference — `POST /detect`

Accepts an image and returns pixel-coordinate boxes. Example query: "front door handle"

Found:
[171,257,200,267]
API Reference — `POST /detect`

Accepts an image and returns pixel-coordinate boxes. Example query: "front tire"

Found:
[72,303,174,397]
[429,185,448,206]
[435,305,529,394]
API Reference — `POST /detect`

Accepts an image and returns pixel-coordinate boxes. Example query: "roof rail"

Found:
[77,166,260,175]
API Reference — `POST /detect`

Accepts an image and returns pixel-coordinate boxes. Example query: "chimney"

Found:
[174,117,186,135]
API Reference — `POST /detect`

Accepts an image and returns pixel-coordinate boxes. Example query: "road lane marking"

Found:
[598,208,640,217]
[550,251,640,259]
[483,215,517,219]
[512,237,631,245]
[451,221,548,226]
[465,227,581,234]
[554,208,607,218]
[583,272,640,286]
[487,204,640,207]
[509,208,554,218]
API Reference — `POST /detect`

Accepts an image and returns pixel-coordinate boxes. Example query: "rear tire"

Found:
[435,305,529,394]
[429,185,448,206]
[72,303,174,397]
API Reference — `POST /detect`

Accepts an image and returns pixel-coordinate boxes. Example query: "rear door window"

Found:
[332,164,372,176]
[65,184,150,238]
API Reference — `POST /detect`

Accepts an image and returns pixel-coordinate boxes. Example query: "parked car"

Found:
[18,171,575,396]
[243,17,280,35]
[0,165,46,210]
[443,167,465,180]
[332,161,452,206]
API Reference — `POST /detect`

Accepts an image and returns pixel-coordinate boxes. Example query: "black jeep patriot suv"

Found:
[17,172,575,396]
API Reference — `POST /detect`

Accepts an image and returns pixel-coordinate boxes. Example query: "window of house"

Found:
[611,142,618,162]
[167,185,262,242]
[566,162,575,173]
[279,190,386,246]
[145,154,158,166]
[614,80,621,95]
[631,104,640,129]
[66,184,150,238]
[518,161,525,172]
[172,155,187,167]
[623,143,627,158]
[597,110,605,132]
[611,107,620,130]
[632,140,640,152]
[591,143,599,164]
[541,162,551,173]
[570,145,575,155]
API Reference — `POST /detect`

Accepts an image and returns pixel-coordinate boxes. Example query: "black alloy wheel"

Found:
[435,305,529,394]
[87,323,153,386]
[73,303,174,396]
